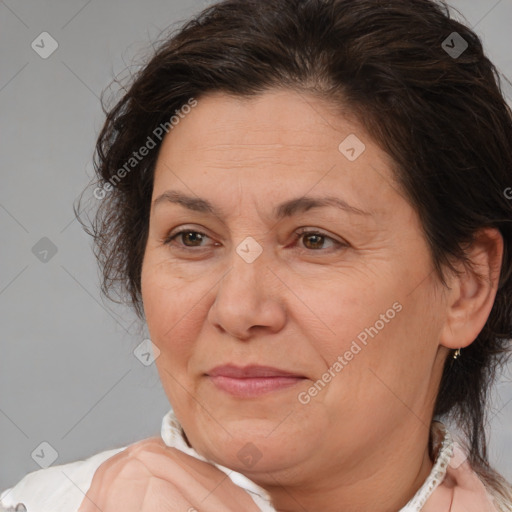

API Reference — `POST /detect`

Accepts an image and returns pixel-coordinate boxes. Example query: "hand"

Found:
[78,437,263,512]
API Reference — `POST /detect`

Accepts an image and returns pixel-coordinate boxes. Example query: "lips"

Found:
[207,364,304,378]
[206,365,306,397]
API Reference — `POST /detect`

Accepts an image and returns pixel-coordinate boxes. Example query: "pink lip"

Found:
[208,365,303,378]
[206,365,305,397]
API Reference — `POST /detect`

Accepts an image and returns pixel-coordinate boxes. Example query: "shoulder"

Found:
[0,446,127,512]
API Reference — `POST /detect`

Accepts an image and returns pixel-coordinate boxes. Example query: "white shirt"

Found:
[0,409,462,512]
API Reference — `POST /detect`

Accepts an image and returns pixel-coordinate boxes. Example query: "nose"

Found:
[207,244,287,341]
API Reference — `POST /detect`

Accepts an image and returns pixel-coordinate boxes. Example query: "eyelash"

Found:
[162,227,347,253]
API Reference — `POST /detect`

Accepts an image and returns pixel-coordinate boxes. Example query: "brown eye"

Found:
[180,231,205,247]
[163,229,211,249]
[294,228,347,252]
[302,233,327,250]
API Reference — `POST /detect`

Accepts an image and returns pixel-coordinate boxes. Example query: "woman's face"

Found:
[141,89,450,485]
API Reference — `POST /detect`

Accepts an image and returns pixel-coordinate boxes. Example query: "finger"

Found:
[78,457,152,512]
[107,477,194,512]
[133,450,262,511]
[81,440,262,512]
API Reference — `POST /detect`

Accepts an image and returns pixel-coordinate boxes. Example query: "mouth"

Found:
[206,365,306,398]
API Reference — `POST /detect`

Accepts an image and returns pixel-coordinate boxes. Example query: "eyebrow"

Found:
[152,190,373,219]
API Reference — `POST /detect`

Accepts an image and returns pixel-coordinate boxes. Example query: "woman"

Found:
[1,0,511,510]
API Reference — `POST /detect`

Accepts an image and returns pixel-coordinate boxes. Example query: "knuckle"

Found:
[131,436,160,448]
[116,457,152,480]
[126,437,164,458]
[90,450,125,479]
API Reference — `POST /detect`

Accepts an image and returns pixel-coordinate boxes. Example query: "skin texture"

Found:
[80,89,503,512]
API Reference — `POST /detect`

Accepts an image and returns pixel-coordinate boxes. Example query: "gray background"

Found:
[1,0,511,493]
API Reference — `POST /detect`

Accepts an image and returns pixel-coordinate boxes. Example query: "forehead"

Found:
[151,89,401,216]
[157,89,362,157]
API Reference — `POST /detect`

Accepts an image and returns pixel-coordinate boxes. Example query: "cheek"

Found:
[141,264,205,415]
[141,261,199,362]
[322,286,444,424]
[307,270,399,357]
[309,264,440,401]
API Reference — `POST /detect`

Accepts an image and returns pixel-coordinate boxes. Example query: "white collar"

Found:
[160,410,454,511]
[400,421,455,511]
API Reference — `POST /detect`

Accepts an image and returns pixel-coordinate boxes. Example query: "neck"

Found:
[257,423,435,512]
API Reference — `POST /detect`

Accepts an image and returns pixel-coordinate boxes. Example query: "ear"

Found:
[440,227,504,350]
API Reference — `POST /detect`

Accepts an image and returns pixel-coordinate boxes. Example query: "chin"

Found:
[189,415,323,475]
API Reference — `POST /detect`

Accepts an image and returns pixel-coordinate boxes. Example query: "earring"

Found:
[453,348,461,360]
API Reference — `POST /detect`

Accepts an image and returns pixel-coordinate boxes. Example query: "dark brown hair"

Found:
[77,0,512,503]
